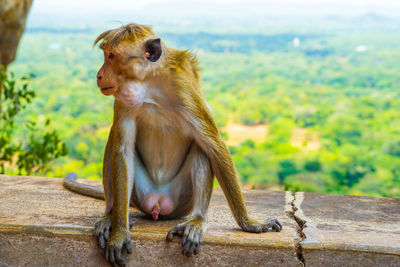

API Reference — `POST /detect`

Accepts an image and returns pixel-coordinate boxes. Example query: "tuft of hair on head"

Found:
[94,23,155,49]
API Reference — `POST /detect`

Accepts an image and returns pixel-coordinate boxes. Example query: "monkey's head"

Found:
[94,24,165,103]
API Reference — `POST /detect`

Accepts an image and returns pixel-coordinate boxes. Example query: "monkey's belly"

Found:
[136,123,192,185]
[133,140,194,219]
[140,149,188,184]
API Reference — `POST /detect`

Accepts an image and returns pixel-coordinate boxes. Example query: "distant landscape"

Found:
[6,13,400,197]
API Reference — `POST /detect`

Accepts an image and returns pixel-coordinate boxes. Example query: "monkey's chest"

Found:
[135,123,192,184]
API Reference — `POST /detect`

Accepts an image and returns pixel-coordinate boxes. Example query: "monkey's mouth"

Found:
[100,86,117,96]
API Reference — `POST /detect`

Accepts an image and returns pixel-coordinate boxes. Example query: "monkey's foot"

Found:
[240,218,282,233]
[104,228,132,267]
[166,218,204,257]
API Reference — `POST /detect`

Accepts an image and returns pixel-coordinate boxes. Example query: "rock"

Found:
[0,0,33,67]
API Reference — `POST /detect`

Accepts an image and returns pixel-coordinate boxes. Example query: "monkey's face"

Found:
[96,50,119,96]
[96,38,163,103]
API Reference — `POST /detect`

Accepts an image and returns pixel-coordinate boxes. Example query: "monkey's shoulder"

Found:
[166,49,200,81]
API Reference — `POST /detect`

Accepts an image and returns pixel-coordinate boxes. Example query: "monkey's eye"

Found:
[108,53,115,59]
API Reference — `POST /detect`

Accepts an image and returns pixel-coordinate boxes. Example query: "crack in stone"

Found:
[286,192,307,266]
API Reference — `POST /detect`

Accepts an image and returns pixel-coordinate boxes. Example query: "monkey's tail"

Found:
[63,172,105,200]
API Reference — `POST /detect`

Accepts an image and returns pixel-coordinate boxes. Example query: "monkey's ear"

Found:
[145,38,162,62]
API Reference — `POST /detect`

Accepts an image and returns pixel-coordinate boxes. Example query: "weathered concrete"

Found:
[296,192,400,266]
[1,175,399,266]
[0,175,300,266]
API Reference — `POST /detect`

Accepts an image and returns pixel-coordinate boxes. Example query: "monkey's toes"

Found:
[166,221,204,257]
[166,224,185,241]
[182,225,203,257]
[241,218,283,233]
[128,216,135,229]
[263,218,282,232]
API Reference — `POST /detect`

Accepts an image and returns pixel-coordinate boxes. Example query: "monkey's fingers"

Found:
[104,227,110,240]
[105,246,126,267]
[124,240,132,254]
[94,216,112,248]
[115,247,126,267]
[109,247,115,265]
[262,218,283,232]
[98,233,106,249]
[104,247,112,265]
[98,227,110,248]
[95,226,105,248]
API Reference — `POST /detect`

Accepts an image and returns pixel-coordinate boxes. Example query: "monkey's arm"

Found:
[181,92,282,233]
[110,122,134,230]
[102,126,114,214]
[101,118,135,265]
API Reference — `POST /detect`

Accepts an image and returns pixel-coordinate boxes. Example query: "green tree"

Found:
[0,69,67,175]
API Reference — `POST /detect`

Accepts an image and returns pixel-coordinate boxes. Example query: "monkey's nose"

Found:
[97,75,102,80]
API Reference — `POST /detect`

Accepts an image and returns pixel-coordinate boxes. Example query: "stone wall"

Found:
[0,175,399,266]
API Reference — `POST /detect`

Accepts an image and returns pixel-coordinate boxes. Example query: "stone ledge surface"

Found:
[0,175,399,266]
[296,192,400,266]
[0,175,299,266]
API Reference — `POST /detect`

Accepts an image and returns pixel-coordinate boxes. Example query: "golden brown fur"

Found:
[64,23,282,267]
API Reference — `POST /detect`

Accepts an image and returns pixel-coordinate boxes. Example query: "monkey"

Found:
[63,23,282,267]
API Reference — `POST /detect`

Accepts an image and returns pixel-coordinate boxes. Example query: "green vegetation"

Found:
[7,28,400,197]
[0,70,67,175]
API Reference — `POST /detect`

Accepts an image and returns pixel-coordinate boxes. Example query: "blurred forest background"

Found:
[2,0,400,197]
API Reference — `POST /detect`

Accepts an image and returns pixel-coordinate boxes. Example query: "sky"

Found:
[27,0,400,30]
[30,0,400,16]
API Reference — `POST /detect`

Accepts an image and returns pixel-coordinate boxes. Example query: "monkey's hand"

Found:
[166,218,205,257]
[104,226,132,267]
[240,217,282,233]
[95,215,132,267]
[95,215,135,249]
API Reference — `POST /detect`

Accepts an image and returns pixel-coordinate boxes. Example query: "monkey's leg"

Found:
[181,88,282,234]
[210,146,282,233]
[166,142,213,257]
